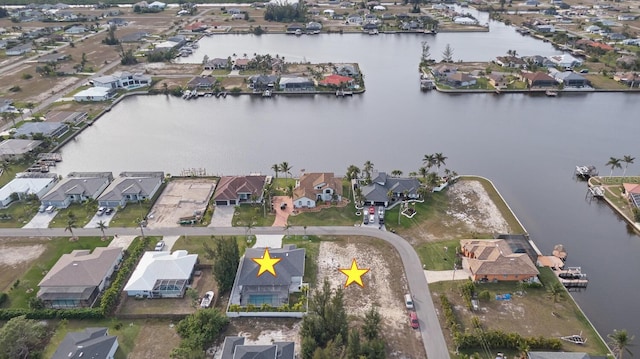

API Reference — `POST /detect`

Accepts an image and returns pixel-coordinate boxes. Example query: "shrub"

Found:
[478,290,491,302]
[0,292,7,306]
[22,73,33,80]
[9,85,21,92]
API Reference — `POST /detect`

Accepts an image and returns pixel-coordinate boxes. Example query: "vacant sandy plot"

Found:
[446,180,510,234]
[146,179,216,228]
[0,243,46,290]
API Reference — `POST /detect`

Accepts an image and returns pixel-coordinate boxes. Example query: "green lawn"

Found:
[416,239,461,270]
[0,161,31,187]
[271,177,296,195]
[173,235,255,265]
[232,204,275,227]
[43,319,141,359]
[6,237,107,309]
[49,202,99,228]
[0,200,40,228]
[384,191,449,232]
[287,202,359,226]
[109,202,153,227]
[283,235,320,286]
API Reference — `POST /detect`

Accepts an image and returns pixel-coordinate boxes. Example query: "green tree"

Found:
[362,307,382,340]
[606,157,622,177]
[97,220,107,240]
[272,163,280,178]
[280,161,292,178]
[442,43,454,63]
[363,160,374,181]
[622,155,635,178]
[546,282,565,303]
[608,329,634,359]
[422,154,437,172]
[2,111,18,127]
[174,309,229,352]
[65,217,77,240]
[0,315,49,359]
[211,237,240,293]
[103,24,119,45]
[391,170,403,177]
[286,183,294,199]
[346,328,361,359]
[434,152,447,175]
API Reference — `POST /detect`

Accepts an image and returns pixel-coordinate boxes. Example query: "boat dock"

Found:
[587,186,605,199]
[336,89,353,97]
[554,266,588,290]
[575,165,598,179]
[37,153,62,162]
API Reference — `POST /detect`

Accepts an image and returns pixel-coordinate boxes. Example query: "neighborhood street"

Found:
[0,225,450,359]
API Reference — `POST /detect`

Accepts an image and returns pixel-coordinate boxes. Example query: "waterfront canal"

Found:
[56,28,640,340]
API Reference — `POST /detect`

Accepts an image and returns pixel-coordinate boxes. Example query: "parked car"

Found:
[368,206,375,214]
[105,208,114,215]
[154,241,165,251]
[280,202,287,210]
[378,206,384,216]
[364,215,369,224]
[96,207,106,216]
[409,311,419,329]
[405,293,414,310]
[38,205,46,213]
[45,205,55,213]
[369,214,375,224]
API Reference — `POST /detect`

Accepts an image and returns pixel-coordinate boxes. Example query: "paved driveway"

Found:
[23,211,58,229]
[209,206,234,227]
[84,211,116,229]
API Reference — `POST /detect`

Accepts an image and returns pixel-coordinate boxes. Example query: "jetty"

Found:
[575,165,598,179]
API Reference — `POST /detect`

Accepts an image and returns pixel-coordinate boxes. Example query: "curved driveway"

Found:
[0,225,449,359]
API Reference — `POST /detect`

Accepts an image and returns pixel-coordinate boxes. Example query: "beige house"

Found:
[293,172,343,208]
[460,239,539,282]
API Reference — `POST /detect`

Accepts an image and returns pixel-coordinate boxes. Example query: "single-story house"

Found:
[231,13,244,20]
[213,175,267,206]
[221,336,294,359]
[527,352,595,359]
[495,55,527,68]
[229,245,305,309]
[14,122,69,139]
[446,72,477,87]
[184,21,207,32]
[362,23,379,31]
[40,172,113,209]
[107,18,128,26]
[347,15,363,25]
[618,14,637,21]
[293,172,343,208]
[521,71,557,88]
[233,58,250,70]
[306,21,323,31]
[460,239,539,282]
[186,76,216,90]
[286,24,304,34]
[0,139,43,160]
[92,71,151,90]
[613,72,640,87]
[487,73,509,88]
[120,31,148,43]
[453,16,477,25]
[547,54,583,68]
[97,172,164,208]
[535,24,555,33]
[6,43,33,56]
[44,111,88,124]
[0,174,57,207]
[153,40,181,51]
[323,9,335,16]
[336,64,359,77]
[585,25,600,33]
[623,183,640,208]
[203,57,229,70]
[319,74,354,88]
[552,71,589,87]
[52,328,119,359]
[38,247,123,308]
[431,64,457,77]
[74,87,116,102]
[279,76,315,91]
[248,74,279,91]
[360,171,422,206]
[123,250,198,298]
[149,1,166,9]
[64,25,86,34]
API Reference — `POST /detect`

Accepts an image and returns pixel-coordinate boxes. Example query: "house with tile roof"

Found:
[293,172,343,209]
[360,171,422,207]
[97,172,164,208]
[203,57,229,70]
[446,72,477,87]
[123,250,198,298]
[521,71,557,88]
[38,247,123,308]
[228,245,305,317]
[623,183,640,208]
[40,172,113,209]
[221,336,295,359]
[213,175,267,206]
[52,328,119,359]
[319,74,355,88]
[460,239,539,282]
[233,58,250,70]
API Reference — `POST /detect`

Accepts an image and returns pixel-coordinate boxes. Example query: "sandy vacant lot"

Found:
[0,243,47,291]
[446,180,510,234]
[147,179,216,228]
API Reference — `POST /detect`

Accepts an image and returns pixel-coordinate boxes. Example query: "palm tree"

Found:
[346,165,360,181]
[608,329,634,359]
[280,161,292,178]
[434,152,447,175]
[2,111,18,127]
[96,220,107,240]
[425,172,439,189]
[418,166,428,179]
[271,163,280,178]
[622,155,635,178]
[363,160,374,180]
[547,282,565,303]
[285,183,294,199]
[606,157,623,177]
[391,170,403,177]
[65,218,77,240]
[422,154,437,172]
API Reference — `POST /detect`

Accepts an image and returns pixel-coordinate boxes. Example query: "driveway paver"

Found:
[209,206,234,227]
[84,211,116,229]
[23,211,58,229]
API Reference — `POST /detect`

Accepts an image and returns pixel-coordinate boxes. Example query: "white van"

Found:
[404,294,414,310]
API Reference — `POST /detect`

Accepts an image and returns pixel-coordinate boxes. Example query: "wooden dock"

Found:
[555,267,588,290]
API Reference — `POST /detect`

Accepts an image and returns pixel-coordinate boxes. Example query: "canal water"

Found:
[56,22,640,340]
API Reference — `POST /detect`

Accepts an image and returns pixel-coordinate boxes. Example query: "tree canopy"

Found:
[211,236,240,293]
[0,315,50,359]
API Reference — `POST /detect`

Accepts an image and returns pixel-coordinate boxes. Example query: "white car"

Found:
[96,207,106,216]
[154,241,165,251]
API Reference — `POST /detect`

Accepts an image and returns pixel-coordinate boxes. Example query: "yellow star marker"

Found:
[252,248,282,277]
[339,258,370,288]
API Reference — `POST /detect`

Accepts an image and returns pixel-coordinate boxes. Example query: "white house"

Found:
[6,43,33,56]
[74,87,115,102]
[91,71,151,90]
[0,175,57,207]
[453,16,478,25]
[149,1,166,9]
[547,54,583,68]
[124,250,198,298]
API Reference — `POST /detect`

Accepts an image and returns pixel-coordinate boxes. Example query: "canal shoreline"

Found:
[587,177,640,234]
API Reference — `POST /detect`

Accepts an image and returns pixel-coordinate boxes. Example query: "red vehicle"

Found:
[409,312,419,329]
[368,206,375,214]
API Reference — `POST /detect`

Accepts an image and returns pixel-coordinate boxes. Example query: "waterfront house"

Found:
[547,54,583,68]
[551,70,589,88]
[40,172,113,209]
[38,247,123,308]
[613,72,640,87]
[347,15,363,25]
[187,76,216,90]
[233,58,250,70]
[92,71,151,90]
[431,64,457,78]
[228,245,305,310]
[460,239,539,282]
[6,43,33,56]
[360,171,421,206]
[522,55,554,67]
[623,183,640,208]
[336,64,359,77]
[74,87,116,102]
[521,71,557,88]
[248,74,279,91]
[52,328,118,359]
[123,250,198,298]
[213,175,266,206]
[487,73,509,88]
[45,111,88,125]
[453,16,477,25]
[221,336,294,359]
[319,74,355,88]
[204,58,229,70]
[64,25,86,34]
[293,172,343,208]
[495,55,527,69]
[0,173,57,207]
[14,122,69,139]
[97,172,164,209]
[0,139,43,161]
[535,24,555,33]
[184,21,207,32]
[446,72,477,87]
[306,22,323,31]
[362,23,379,31]
[286,24,304,34]
[279,76,315,91]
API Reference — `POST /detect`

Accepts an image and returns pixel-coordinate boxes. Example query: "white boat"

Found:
[200,291,214,308]
[295,29,302,36]
[368,29,379,35]
[262,89,272,97]
[545,90,558,97]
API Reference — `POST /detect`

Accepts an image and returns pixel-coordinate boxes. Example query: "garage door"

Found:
[215,200,228,206]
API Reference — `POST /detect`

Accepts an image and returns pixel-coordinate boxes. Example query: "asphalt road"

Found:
[0,225,450,358]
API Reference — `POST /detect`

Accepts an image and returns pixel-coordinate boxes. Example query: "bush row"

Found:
[0,308,103,321]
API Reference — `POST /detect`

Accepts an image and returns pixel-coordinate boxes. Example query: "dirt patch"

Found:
[0,243,47,291]
[445,180,510,234]
[147,178,216,228]
[128,321,181,359]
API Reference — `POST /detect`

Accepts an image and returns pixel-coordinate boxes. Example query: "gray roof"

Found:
[14,122,68,138]
[206,58,228,66]
[363,172,421,201]
[221,336,295,359]
[98,172,163,202]
[52,327,118,359]
[361,182,390,202]
[249,75,279,85]
[41,172,112,202]
[528,353,592,359]
[238,246,304,287]
[39,247,123,288]
[0,139,42,156]
[556,71,586,81]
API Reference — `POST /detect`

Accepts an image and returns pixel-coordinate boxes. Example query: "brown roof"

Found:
[214,176,266,201]
[235,58,250,66]
[448,72,474,82]
[38,247,123,287]
[461,239,539,277]
[293,172,343,201]
[522,71,555,83]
